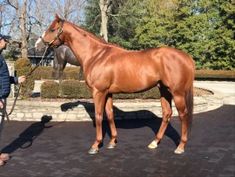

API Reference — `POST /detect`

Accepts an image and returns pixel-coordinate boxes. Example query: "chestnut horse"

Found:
[35,15,195,155]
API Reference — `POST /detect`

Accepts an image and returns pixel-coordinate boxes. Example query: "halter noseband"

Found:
[41,20,64,48]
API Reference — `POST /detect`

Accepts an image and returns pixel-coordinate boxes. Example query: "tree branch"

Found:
[5,0,18,10]
[88,14,101,30]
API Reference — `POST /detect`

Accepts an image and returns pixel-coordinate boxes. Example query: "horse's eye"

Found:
[50,29,55,32]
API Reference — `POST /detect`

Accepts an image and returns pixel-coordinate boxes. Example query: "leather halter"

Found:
[41,20,64,48]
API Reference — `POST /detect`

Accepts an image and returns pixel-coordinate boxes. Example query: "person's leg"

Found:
[0,99,9,166]
[0,98,6,147]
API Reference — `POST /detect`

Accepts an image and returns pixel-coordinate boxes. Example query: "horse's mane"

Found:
[65,21,125,50]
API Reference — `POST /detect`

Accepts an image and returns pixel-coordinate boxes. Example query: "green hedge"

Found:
[114,87,160,99]
[33,66,54,80]
[15,58,34,98]
[39,69,235,99]
[60,80,91,98]
[32,66,82,80]
[33,67,235,81]
[63,67,83,80]
[41,81,60,98]
[195,70,235,81]
[41,80,161,99]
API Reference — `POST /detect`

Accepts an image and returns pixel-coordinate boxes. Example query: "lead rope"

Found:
[5,46,50,121]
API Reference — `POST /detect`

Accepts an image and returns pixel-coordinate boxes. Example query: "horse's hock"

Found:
[6,95,222,122]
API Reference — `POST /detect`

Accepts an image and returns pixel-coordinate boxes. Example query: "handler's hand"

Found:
[0,101,3,109]
[18,76,26,84]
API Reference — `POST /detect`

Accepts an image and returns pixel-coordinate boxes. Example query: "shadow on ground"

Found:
[1,115,53,153]
[1,100,180,155]
[60,100,180,146]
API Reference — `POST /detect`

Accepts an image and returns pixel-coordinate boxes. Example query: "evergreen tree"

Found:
[83,0,235,69]
[83,0,100,34]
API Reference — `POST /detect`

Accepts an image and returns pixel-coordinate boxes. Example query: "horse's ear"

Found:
[55,14,61,22]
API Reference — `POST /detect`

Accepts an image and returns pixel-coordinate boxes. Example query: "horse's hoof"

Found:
[107,143,117,149]
[174,147,185,154]
[148,140,158,149]
[0,160,5,167]
[0,153,10,161]
[88,147,99,155]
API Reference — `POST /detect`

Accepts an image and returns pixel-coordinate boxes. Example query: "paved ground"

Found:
[0,104,234,177]
[194,81,235,105]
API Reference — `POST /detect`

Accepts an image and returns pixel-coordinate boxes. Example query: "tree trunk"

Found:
[99,0,111,42]
[0,6,3,33]
[20,0,28,59]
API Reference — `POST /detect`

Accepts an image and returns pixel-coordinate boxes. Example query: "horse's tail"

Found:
[185,83,194,130]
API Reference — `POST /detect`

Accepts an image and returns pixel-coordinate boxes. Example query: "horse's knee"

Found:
[95,113,103,125]
[164,109,172,118]
[105,108,114,121]
[178,109,188,120]
[162,108,172,121]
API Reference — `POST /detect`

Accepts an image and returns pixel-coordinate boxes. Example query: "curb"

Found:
[6,95,222,122]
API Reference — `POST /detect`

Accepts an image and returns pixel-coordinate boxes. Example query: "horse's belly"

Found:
[109,75,159,93]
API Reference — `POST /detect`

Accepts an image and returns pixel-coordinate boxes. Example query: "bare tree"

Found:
[3,0,29,58]
[53,0,86,22]
[20,0,28,58]
[99,0,111,42]
[33,0,86,25]
[0,1,16,34]
[1,0,86,58]
[0,4,4,33]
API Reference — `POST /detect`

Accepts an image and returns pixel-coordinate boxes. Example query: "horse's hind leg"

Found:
[105,94,117,149]
[173,93,188,154]
[148,85,172,149]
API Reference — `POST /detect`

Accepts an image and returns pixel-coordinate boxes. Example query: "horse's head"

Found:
[35,14,65,50]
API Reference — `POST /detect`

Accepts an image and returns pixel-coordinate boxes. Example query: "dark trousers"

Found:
[0,98,6,150]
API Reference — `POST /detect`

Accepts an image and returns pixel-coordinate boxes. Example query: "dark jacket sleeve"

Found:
[10,76,19,85]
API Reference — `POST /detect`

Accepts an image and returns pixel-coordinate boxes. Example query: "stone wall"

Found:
[5,97,210,122]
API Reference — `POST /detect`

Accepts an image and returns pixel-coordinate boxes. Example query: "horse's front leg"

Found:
[88,90,107,155]
[105,94,117,149]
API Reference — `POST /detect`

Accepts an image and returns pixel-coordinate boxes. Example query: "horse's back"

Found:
[111,47,194,92]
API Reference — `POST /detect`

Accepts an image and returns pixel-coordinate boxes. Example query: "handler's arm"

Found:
[9,76,26,84]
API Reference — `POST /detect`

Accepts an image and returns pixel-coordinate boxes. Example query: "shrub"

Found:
[114,87,160,99]
[63,67,82,80]
[31,66,82,80]
[141,87,161,99]
[14,58,34,98]
[60,80,91,98]
[33,66,54,80]
[39,69,235,99]
[59,80,160,99]
[195,70,235,80]
[15,58,31,70]
[39,78,162,99]
[41,81,59,98]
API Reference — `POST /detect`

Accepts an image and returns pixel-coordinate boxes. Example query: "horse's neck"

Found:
[64,24,106,69]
